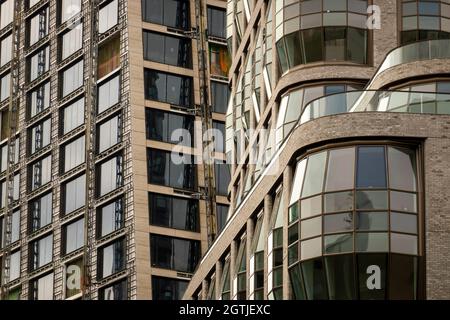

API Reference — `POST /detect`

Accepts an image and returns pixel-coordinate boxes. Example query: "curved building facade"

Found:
[182,0,450,300]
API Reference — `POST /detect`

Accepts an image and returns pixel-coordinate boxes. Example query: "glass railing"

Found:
[299,90,450,125]
[373,39,450,80]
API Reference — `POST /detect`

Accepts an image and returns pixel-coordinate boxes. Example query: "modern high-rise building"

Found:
[0,0,230,300]
[182,0,450,300]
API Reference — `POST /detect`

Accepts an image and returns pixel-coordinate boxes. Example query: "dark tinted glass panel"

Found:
[150,234,200,272]
[98,239,125,279]
[324,27,346,61]
[357,253,387,300]
[99,280,127,300]
[216,204,229,233]
[207,6,226,38]
[152,276,188,300]
[388,254,417,300]
[356,146,387,188]
[141,0,190,30]
[289,264,306,300]
[143,30,192,68]
[211,81,229,113]
[301,258,328,300]
[301,28,323,64]
[347,28,367,64]
[149,193,199,232]
[324,255,356,300]
[215,161,230,196]
[144,69,192,107]
[145,108,194,146]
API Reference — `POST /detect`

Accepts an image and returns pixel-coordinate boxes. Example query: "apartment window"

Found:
[0,140,18,173]
[98,36,120,79]
[150,234,200,273]
[96,154,123,197]
[97,113,121,153]
[209,44,230,77]
[61,98,84,135]
[60,60,83,98]
[99,280,127,300]
[152,276,188,300]
[146,148,196,190]
[0,33,11,67]
[60,0,81,24]
[28,46,50,83]
[97,74,120,114]
[29,192,52,233]
[29,273,53,300]
[0,174,19,207]
[29,117,51,155]
[216,204,229,234]
[65,258,83,298]
[143,30,192,68]
[97,238,125,279]
[1,72,10,101]
[97,198,124,238]
[207,6,226,39]
[145,108,194,147]
[0,0,14,29]
[63,218,84,255]
[9,209,20,243]
[62,174,85,215]
[213,121,225,153]
[215,160,230,196]
[29,154,52,191]
[99,0,118,34]
[27,6,49,46]
[148,193,199,232]
[30,233,53,270]
[60,22,83,61]
[28,82,50,119]
[141,0,190,30]
[401,0,450,44]
[61,135,85,172]
[143,69,193,108]
[211,81,229,114]
[9,250,20,281]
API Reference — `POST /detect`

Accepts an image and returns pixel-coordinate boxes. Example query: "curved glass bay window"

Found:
[268,187,284,300]
[288,144,422,300]
[275,0,369,73]
[220,256,231,300]
[248,212,264,300]
[401,0,450,45]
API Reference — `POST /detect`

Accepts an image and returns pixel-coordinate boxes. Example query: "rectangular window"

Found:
[148,193,199,232]
[150,234,200,273]
[209,43,230,77]
[213,121,225,153]
[143,69,193,108]
[29,117,51,155]
[28,46,50,82]
[28,82,50,118]
[146,148,196,190]
[9,250,20,281]
[61,60,83,98]
[99,0,118,34]
[27,6,49,46]
[65,258,83,298]
[99,280,127,300]
[97,113,121,153]
[211,81,229,113]
[97,74,120,114]
[29,192,52,233]
[60,0,81,24]
[0,176,16,207]
[98,36,119,78]
[10,209,20,243]
[216,204,229,233]
[63,218,84,255]
[29,154,52,191]
[152,276,188,300]
[143,30,192,68]
[207,6,226,38]
[0,0,14,29]
[97,238,125,279]
[96,154,123,197]
[62,174,85,215]
[1,72,10,101]
[97,198,124,238]
[29,273,53,300]
[61,98,84,135]
[215,161,230,196]
[60,22,82,60]
[141,0,190,30]
[62,135,85,172]
[30,233,53,270]
[145,108,194,146]
[0,140,18,173]
[0,33,12,67]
